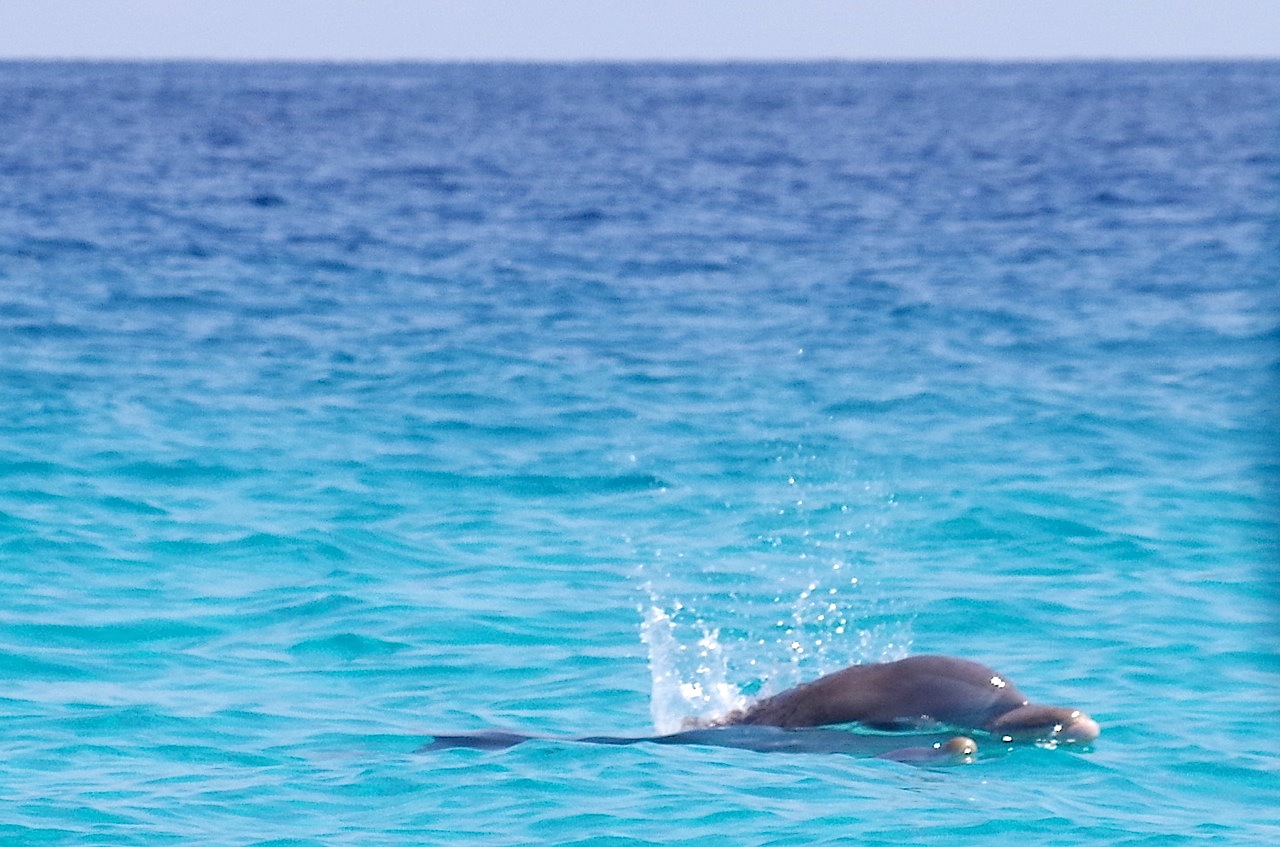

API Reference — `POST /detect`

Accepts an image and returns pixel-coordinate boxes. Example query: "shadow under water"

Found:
[419,724,982,765]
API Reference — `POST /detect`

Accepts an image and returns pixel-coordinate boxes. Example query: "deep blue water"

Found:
[1,61,1278,845]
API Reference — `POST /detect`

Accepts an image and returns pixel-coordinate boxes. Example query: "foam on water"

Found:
[639,604,745,733]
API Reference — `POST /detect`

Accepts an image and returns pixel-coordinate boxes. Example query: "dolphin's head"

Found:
[986,703,1100,744]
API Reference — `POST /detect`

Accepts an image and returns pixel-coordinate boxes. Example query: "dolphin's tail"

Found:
[417,730,540,751]
[419,730,652,752]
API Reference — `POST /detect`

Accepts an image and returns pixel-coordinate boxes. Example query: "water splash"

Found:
[772,560,913,677]
[640,582,914,734]
[640,605,746,734]
[635,454,913,732]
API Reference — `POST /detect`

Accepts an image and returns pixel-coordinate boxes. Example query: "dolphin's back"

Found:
[731,655,1029,730]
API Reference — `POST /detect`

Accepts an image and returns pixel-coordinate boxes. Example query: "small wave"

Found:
[504,473,669,497]
[11,620,217,646]
[373,468,668,498]
[0,459,70,479]
[288,633,410,662]
[149,533,348,563]
[102,459,246,485]
[924,506,1107,544]
[0,648,93,680]
[823,391,950,417]
[95,495,168,516]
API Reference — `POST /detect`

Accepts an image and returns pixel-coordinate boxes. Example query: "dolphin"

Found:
[420,653,1098,759]
[720,654,1100,743]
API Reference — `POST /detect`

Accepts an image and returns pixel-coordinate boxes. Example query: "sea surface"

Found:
[1,61,1277,845]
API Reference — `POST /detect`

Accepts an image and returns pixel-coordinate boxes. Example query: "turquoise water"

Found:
[1,61,1277,844]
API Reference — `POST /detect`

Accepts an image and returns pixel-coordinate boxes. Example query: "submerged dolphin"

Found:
[421,654,1098,758]
[421,725,978,764]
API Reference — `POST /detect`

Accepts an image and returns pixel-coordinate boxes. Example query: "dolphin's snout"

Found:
[1060,711,1100,743]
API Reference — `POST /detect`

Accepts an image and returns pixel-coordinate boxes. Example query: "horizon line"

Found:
[3,54,1279,65]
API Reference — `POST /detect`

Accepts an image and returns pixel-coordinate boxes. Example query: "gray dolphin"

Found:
[421,653,1098,758]
[721,654,1100,743]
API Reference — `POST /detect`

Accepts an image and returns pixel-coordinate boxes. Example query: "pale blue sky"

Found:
[1,0,1277,61]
